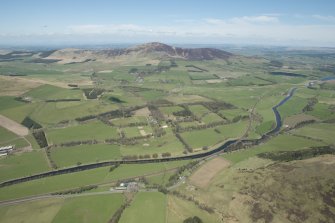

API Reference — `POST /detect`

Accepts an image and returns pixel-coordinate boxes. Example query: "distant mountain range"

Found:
[42,42,234,64]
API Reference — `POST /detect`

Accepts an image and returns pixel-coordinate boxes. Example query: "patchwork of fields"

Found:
[0,45,334,223]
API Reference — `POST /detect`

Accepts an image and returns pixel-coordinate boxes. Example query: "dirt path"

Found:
[189,157,230,188]
[0,114,29,136]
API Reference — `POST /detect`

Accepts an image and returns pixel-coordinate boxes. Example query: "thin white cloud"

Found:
[312,15,335,23]
[230,15,279,24]
[1,14,335,46]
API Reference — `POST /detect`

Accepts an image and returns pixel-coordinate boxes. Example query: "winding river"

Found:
[0,88,297,187]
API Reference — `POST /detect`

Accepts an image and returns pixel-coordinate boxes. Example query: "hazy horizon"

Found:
[1,0,335,47]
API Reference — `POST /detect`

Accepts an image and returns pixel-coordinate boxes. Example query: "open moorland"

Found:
[0,43,334,222]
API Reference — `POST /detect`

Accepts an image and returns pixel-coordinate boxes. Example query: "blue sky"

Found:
[1,0,335,46]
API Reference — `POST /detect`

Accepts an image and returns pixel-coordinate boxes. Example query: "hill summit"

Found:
[44,42,234,63]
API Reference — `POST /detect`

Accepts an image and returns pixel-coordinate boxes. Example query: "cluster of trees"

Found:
[21,116,42,129]
[82,88,105,99]
[109,164,120,172]
[175,133,192,153]
[59,139,98,147]
[122,152,170,160]
[302,97,318,112]
[105,133,152,146]
[109,202,130,223]
[51,185,97,195]
[183,216,203,223]
[161,152,171,157]
[170,190,215,213]
[257,146,335,162]
[202,101,236,112]
[68,84,78,88]
[45,98,81,102]
[32,130,48,148]
[148,105,165,122]
[167,161,199,187]
[176,120,226,133]
[185,64,208,72]
[232,115,249,123]
[75,106,140,123]
[14,96,31,103]
[45,146,58,169]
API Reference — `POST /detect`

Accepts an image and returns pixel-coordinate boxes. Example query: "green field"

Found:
[120,192,166,223]
[181,121,248,149]
[0,43,334,222]
[51,144,121,167]
[0,194,124,223]
[46,120,119,144]
[0,151,50,182]
[222,134,325,164]
[52,194,124,223]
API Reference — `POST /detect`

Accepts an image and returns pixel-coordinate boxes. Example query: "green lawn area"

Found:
[0,198,64,223]
[0,167,110,201]
[123,126,142,138]
[0,137,30,149]
[0,194,124,223]
[46,120,119,144]
[159,106,184,116]
[181,121,247,149]
[0,102,36,123]
[138,90,166,101]
[0,126,18,143]
[24,84,83,100]
[51,144,121,168]
[120,129,184,156]
[188,104,209,117]
[255,120,275,135]
[111,116,147,126]
[52,194,124,223]
[219,108,249,121]
[222,134,326,164]
[306,103,335,120]
[290,123,335,144]
[202,113,223,123]
[120,192,166,223]
[103,160,189,182]
[0,150,50,182]
[277,96,307,119]
[29,100,118,125]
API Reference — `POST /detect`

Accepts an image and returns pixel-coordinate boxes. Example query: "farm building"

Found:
[0,145,14,156]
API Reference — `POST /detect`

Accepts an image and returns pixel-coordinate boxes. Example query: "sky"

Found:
[1,0,335,46]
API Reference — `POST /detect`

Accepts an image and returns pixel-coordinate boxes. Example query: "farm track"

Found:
[0,88,297,190]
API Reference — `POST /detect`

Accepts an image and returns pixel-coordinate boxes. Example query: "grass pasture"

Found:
[222,134,325,164]
[290,123,335,144]
[52,194,124,223]
[181,120,248,149]
[51,144,121,168]
[0,198,64,223]
[46,120,119,144]
[0,150,50,182]
[24,84,82,101]
[120,192,166,223]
